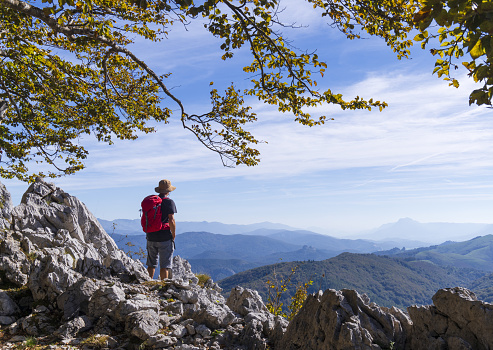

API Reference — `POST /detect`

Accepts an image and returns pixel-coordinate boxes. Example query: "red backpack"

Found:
[141,195,170,233]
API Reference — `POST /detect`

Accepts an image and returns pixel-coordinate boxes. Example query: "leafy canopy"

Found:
[0,0,415,181]
[3,0,488,181]
[411,0,493,106]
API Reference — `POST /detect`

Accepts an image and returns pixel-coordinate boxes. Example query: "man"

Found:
[146,179,177,280]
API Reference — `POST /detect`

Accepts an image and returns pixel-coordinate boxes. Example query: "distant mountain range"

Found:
[350,217,493,244]
[110,229,400,280]
[103,218,493,281]
[100,217,493,245]
[99,219,299,236]
[375,234,493,271]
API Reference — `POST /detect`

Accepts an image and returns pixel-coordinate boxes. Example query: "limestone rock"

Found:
[0,291,20,317]
[54,315,93,339]
[226,286,269,316]
[125,309,160,340]
[88,285,126,319]
[57,278,101,320]
[409,287,493,350]
[278,288,410,350]
[183,287,236,329]
[173,255,199,284]
[11,177,148,288]
[21,306,58,336]
[0,181,13,230]
[147,334,178,348]
[0,233,31,286]
[114,295,160,322]
[0,291,20,325]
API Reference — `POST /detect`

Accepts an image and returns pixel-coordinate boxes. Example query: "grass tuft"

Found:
[195,273,211,287]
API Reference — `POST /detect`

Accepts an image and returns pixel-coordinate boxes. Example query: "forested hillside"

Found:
[218,253,487,310]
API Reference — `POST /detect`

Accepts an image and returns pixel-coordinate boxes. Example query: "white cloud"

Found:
[41,64,491,195]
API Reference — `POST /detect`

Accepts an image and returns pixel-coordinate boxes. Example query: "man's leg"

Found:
[160,268,170,280]
[158,240,174,280]
[146,241,158,279]
[148,267,156,279]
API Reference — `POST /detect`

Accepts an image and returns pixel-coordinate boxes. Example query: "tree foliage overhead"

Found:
[0,0,406,181]
[0,0,489,181]
[412,0,493,106]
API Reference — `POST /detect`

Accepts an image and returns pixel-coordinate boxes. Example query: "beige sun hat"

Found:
[155,179,176,193]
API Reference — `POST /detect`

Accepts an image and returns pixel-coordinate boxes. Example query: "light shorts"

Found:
[146,240,174,269]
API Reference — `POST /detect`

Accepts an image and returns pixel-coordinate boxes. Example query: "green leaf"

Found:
[470,38,485,59]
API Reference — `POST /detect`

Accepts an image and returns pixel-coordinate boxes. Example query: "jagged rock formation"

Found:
[0,178,287,349]
[279,286,493,350]
[409,287,493,350]
[1,178,493,350]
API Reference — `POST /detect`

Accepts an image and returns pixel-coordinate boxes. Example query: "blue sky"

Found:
[3,0,493,234]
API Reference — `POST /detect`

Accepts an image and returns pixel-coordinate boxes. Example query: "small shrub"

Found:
[211,329,224,337]
[265,265,313,320]
[195,273,211,287]
[142,280,166,288]
[25,252,37,262]
[287,280,313,321]
[22,337,38,349]
[80,334,110,349]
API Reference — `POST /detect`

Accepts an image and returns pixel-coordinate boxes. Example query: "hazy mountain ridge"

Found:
[110,228,416,281]
[111,231,345,279]
[99,219,300,236]
[100,217,493,247]
[375,234,493,271]
[355,217,493,244]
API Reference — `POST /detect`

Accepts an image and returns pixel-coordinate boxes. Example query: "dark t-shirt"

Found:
[147,196,177,242]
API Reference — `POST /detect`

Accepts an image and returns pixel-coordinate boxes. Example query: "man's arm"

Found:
[168,213,176,240]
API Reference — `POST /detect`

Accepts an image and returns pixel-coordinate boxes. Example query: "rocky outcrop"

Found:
[0,181,12,230]
[409,287,493,350]
[279,288,411,350]
[0,178,286,349]
[279,287,493,350]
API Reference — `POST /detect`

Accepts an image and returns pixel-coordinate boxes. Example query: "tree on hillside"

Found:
[0,0,489,182]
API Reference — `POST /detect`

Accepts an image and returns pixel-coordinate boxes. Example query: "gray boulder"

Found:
[409,287,493,350]
[11,177,149,287]
[54,315,93,339]
[57,277,101,320]
[114,295,160,322]
[0,290,20,316]
[182,287,236,329]
[226,286,269,316]
[88,285,126,319]
[125,309,160,340]
[0,290,19,325]
[0,181,13,230]
[173,255,199,284]
[0,234,30,287]
[278,288,410,350]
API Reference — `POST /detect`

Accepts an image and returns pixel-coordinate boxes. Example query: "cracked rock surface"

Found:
[0,178,287,349]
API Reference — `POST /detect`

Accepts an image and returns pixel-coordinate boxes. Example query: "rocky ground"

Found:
[1,177,493,350]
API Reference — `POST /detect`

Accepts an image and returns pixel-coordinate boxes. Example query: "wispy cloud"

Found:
[37,64,490,197]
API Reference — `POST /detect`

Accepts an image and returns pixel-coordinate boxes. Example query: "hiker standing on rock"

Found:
[141,179,177,280]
